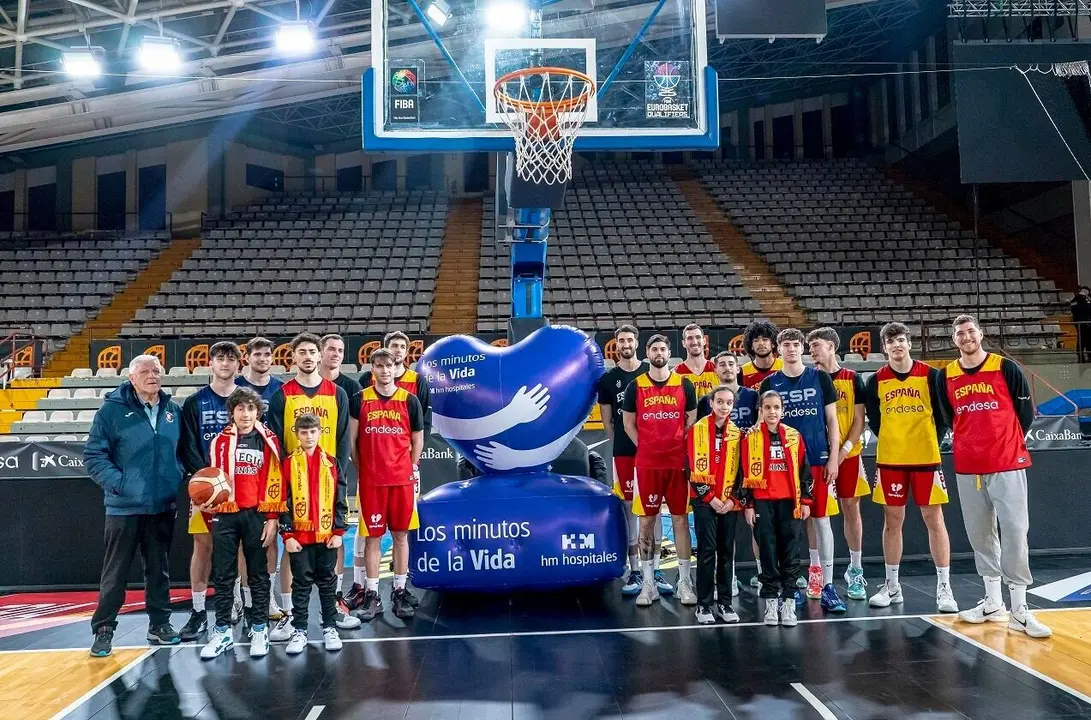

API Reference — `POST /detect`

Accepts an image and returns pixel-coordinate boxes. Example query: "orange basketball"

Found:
[188,467,230,506]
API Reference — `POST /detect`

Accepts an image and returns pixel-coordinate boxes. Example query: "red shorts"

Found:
[633,467,689,516]
[873,467,949,507]
[612,455,636,502]
[358,483,419,536]
[809,466,840,518]
[834,454,870,500]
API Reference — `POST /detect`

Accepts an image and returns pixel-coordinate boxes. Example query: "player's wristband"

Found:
[841,441,853,455]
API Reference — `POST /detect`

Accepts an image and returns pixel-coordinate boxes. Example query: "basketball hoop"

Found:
[493,66,596,186]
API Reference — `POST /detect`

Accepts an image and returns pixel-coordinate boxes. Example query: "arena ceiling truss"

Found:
[0,0,917,153]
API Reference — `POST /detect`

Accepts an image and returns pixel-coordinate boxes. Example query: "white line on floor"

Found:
[922,616,1091,706]
[302,705,326,720]
[5,606,1087,656]
[790,683,839,720]
[51,647,158,720]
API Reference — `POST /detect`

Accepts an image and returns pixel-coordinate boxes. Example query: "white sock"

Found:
[936,566,950,586]
[629,554,640,573]
[280,592,292,611]
[242,586,252,608]
[641,560,654,585]
[336,573,344,594]
[679,559,692,582]
[192,591,206,612]
[984,576,1003,606]
[849,550,862,571]
[394,574,407,590]
[885,564,900,587]
[809,549,821,567]
[366,578,379,593]
[815,516,834,586]
[1009,583,1027,613]
[354,567,367,585]
[269,574,280,606]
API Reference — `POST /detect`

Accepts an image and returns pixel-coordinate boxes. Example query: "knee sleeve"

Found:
[815,516,834,564]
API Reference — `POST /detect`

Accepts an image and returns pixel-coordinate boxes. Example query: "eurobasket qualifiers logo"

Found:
[652,62,680,98]
[645,61,690,120]
[391,68,417,94]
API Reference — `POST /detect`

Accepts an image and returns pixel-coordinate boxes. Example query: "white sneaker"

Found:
[1009,607,1053,638]
[249,626,270,658]
[269,615,294,642]
[323,627,343,651]
[635,582,660,607]
[695,605,715,624]
[285,629,308,655]
[958,597,1008,624]
[200,626,233,660]
[869,582,904,608]
[715,603,740,623]
[780,599,798,627]
[936,583,959,613]
[336,612,362,630]
[676,577,698,606]
[764,598,780,626]
[268,602,287,622]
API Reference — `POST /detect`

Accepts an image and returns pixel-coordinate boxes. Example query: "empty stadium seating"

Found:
[0,232,169,346]
[694,159,1066,350]
[119,191,446,338]
[476,161,762,333]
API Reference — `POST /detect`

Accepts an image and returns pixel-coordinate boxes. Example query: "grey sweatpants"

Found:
[955,470,1033,586]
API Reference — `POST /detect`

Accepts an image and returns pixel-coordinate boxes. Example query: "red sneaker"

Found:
[806,565,823,599]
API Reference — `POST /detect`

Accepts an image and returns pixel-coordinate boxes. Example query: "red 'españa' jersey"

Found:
[943,353,1031,474]
[356,386,423,486]
[623,372,696,470]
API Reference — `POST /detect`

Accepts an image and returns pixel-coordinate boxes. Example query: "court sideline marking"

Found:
[790,683,839,720]
[923,616,1091,707]
[51,646,158,720]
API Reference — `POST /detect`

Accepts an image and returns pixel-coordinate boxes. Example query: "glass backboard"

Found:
[363,0,718,152]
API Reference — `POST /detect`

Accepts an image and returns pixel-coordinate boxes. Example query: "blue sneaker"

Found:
[820,583,847,613]
[844,567,867,601]
[794,589,806,607]
[621,571,643,596]
[654,570,675,595]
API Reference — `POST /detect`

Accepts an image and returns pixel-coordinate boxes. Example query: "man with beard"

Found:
[740,321,783,389]
[623,335,698,606]
[939,316,1049,637]
[759,329,844,613]
[863,322,957,614]
[597,326,669,597]
[267,333,360,639]
[807,327,869,601]
[179,342,240,641]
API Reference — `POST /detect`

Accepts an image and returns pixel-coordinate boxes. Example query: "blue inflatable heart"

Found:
[419,325,604,473]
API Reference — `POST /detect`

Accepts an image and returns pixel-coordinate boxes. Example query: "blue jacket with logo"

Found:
[83,382,184,516]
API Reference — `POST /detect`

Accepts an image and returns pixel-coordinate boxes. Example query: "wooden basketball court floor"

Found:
[3,555,1090,720]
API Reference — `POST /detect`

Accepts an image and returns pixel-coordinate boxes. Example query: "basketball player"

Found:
[235,337,283,414]
[178,341,241,641]
[233,336,285,621]
[318,334,363,610]
[355,330,430,610]
[863,322,957,614]
[939,315,1050,637]
[622,334,698,606]
[596,325,666,597]
[740,321,783,389]
[807,327,869,601]
[267,333,359,638]
[352,349,425,620]
[676,323,719,399]
[697,351,758,430]
[759,328,844,612]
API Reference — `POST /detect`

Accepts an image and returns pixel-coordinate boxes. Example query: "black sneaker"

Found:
[353,590,383,621]
[344,584,365,611]
[147,623,181,645]
[404,587,420,609]
[392,588,416,619]
[179,609,207,641]
[90,627,113,657]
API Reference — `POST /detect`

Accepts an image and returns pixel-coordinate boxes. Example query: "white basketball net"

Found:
[1053,60,1090,79]
[494,69,596,186]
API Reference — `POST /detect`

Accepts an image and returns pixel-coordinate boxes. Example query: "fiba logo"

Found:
[652,62,680,99]
[391,68,417,94]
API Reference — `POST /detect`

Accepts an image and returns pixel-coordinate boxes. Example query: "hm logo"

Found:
[562,533,595,551]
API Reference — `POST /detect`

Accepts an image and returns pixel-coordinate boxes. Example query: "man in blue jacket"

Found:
[84,354,185,657]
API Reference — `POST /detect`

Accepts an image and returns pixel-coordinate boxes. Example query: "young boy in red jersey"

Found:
[276,412,357,654]
[353,349,425,621]
[200,387,285,660]
[687,385,743,625]
[737,390,813,628]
